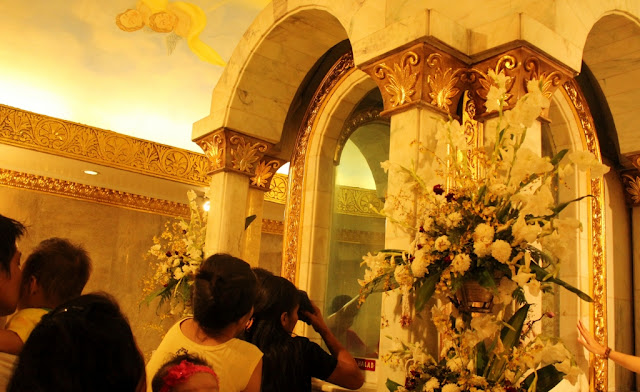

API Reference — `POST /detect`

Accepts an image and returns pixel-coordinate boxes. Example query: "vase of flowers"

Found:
[142,190,207,316]
[358,70,609,391]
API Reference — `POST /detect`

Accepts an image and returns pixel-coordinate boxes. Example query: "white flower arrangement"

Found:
[358,71,608,391]
[142,190,207,316]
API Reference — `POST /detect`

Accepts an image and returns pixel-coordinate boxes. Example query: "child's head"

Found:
[151,353,219,392]
[192,253,257,334]
[8,292,145,392]
[20,238,92,308]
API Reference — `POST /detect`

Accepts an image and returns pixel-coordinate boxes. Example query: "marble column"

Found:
[195,128,284,264]
[363,42,573,391]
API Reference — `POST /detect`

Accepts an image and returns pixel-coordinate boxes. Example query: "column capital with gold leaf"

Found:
[622,153,640,207]
[194,127,286,192]
[362,43,574,120]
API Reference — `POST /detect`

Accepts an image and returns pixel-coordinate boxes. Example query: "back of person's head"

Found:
[151,353,218,392]
[330,294,352,314]
[246,275,303,391]
[0,214,25,274]
[7,292,145,392]
[193,253,257,334]
[22,238,92,306]
[253,275,299,322]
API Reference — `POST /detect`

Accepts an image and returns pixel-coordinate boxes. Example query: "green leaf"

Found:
[386,379,402,392]
[415,271,442,312]
[501,304,530,349]
[550,149,569,166]
[530,263,593,302]
[477,269,498,290]
[245,215,257,229]
[521,364,566,392]
[476,341,489,376]
[549,195,594,217]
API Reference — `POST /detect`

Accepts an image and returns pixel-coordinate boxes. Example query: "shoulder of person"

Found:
[229,338,263,356]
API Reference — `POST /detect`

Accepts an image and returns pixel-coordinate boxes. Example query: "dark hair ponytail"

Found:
[193,253,257,334]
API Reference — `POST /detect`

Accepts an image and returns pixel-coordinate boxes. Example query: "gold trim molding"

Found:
[334,107,387,164]
[283,51,355,283]
[363,44,573,119]
[0,168,189,218]
[0,104,210,186]
[563,80,607,392]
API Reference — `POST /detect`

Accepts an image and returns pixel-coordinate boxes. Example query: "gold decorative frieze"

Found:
[0,104,210,186]
[335,186,385,217]
[334,108,387,164]
[363,43,467,117]
[563,79,607,392]
[261,219,284,235]
[0,168,189,218]
[264,173,288,204]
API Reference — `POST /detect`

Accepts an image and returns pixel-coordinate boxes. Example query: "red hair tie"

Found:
[160,360,218,392]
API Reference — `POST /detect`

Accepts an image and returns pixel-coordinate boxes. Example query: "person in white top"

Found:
[146,254,263,392]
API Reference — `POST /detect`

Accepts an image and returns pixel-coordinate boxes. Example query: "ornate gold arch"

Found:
[281,51,355,283]
[562,80,608,392]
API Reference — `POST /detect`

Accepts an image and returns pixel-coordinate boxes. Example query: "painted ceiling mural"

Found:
[0,0,268,152]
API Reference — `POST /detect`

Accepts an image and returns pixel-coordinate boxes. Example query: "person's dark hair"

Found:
[0,214,25,275]
[7,292,145,392]
[244,274,302,391]
[22,238,92,305]
[151,353,216,392]
[330,294,352,314]
[193,253,257,334]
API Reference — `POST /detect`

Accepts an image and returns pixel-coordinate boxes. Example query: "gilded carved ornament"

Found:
[621,153,640,206]
[195,128,274,187]
[373,51,420,108]
[0,104,210,186]
[425,53,464,112]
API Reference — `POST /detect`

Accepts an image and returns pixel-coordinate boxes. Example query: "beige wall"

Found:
[0,186,180,358]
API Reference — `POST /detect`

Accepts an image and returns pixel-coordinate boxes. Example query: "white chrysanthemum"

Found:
[434,236,451,252]
[411,250,430,278]
[424,378,440,392]
[446,212,463,228]
[451,253,471,274]
[441,383,461,392]
[446,357,464,372]
[473,223,495,244]
[474,241,492,258]
[491,240,512,264]
[394,265,414,286]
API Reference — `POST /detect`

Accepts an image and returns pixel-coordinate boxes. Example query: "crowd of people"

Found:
[0,214,365,391]
[1,211,637,391]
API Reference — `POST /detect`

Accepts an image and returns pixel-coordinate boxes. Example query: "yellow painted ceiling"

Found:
[0,0,268,152]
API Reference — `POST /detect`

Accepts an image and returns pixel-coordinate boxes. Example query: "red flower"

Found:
[433,184,444,195]
[445,192,455,202]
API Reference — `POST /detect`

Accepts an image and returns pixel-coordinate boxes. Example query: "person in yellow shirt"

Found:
[0,237,92,354]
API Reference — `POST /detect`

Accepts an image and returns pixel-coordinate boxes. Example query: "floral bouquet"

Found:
[142,190,206,316]
[357,71,608,391]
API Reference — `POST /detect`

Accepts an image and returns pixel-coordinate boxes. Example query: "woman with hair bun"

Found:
[146,254,262,392]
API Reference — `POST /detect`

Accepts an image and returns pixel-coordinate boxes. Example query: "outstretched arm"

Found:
[578,320,640,373]
[305,303,364,390]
